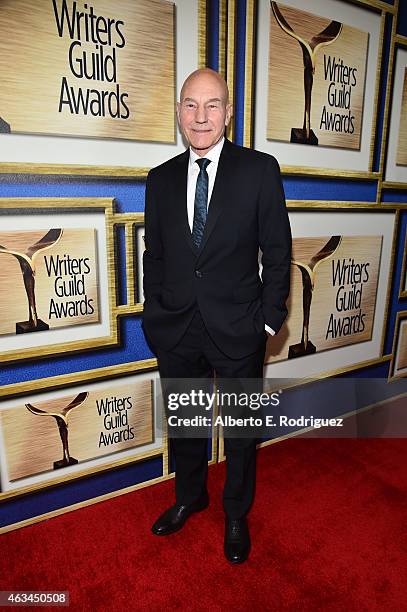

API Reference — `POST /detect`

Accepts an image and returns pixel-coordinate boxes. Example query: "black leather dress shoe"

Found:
[151,495,209,536]
[224,517,251,564]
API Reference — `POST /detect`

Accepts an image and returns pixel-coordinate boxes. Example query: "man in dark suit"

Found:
[142,68,291,563]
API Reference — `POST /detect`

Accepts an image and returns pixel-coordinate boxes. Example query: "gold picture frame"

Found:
[388,310,407,380]
[400,230,407,299]
[242,0,395,179]
[111,212,145,314]
[0,0,209,178]
[0,360,162,500]
[266,203,398,378]
[382,34,407,190]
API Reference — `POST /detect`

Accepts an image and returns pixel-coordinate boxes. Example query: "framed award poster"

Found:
[247,0,384,177]
[0,0,207,176]
[389,312,407,381]
[263,206,396,379]
[0,198,116,365]
[0,367,163,499]
[384,43,407,188]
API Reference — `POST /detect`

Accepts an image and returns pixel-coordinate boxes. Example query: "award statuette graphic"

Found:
[0,228,63,334]
[271,2,342,146]
[289,236,342,359]
[26,392,88,470]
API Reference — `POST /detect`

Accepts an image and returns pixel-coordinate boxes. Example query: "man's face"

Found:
[177,71,232,157]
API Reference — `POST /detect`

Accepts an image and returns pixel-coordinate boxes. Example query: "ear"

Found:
[176,102,181,124]
[225,103,233,127]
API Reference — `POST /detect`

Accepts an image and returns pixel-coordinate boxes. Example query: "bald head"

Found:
[177,68,233,157]
[179,68,230,104]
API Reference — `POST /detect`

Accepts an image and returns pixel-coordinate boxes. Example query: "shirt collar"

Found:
[189,137,225,168]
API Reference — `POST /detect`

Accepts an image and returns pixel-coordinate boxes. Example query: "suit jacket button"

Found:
[195,270,203,278]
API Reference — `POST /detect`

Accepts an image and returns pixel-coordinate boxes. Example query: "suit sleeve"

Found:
[143,169,164,301]
[258,156,292,333]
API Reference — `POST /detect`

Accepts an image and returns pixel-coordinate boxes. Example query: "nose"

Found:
[195,104,208,124]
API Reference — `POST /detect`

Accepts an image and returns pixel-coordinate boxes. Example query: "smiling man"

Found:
[142,68,291,564]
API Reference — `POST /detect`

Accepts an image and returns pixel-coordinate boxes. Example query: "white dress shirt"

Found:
[187,137,224,230]
[187,137,275,337]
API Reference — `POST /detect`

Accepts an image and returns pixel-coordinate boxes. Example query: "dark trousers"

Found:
[156,309,267,519]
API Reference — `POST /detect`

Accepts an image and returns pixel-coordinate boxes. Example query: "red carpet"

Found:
[1,439,406,611]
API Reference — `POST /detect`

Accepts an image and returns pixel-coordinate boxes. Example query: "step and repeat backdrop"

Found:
[0,0,406,529]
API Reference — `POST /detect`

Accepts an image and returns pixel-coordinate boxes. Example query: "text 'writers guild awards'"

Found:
[271,1,342,145]
[289,236,342,359]
[26,392,88,470]
[0,228,63,334]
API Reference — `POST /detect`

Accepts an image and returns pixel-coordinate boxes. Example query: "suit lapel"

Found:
[174,149,196,255]
[196,139,237,260]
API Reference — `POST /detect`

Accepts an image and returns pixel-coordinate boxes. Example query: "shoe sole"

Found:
[225,553,249,564]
